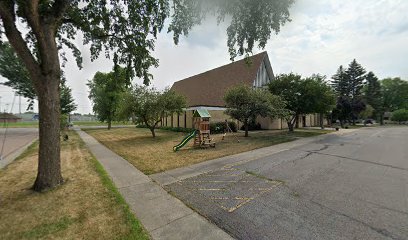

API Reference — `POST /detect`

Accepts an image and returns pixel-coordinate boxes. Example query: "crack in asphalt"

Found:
[310,199,404,240]
[304,151,408,172]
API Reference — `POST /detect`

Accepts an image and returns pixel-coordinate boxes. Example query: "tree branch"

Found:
[0,2,41,82]
[52,0,69,20]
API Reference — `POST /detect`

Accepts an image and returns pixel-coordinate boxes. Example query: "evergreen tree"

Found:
[331,59,367,125]
[331,65,348,96]
[346,59,366,100]
[365,71,383,124]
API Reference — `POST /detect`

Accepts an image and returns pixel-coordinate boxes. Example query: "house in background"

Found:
[163,52,324,130]
[0,113,22,123]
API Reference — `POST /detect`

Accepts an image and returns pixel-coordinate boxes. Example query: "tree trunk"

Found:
[319,113,324,129]
[380,114,384,125]
[33,75,63,192]
[244,120,249,137]
[287,121,294,132]
[295,114,299,129]
[107,119,112,130]
[340,120,344,128]
[150,127,156,138]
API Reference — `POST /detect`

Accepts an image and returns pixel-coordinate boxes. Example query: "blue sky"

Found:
[1,0,407,114]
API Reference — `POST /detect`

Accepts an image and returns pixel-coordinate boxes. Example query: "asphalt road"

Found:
[167,127,408,240]
[0,128,38,167]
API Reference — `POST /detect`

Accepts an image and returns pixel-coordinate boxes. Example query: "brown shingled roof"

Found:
[171,52,267,107]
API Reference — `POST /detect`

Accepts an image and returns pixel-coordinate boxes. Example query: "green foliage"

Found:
[168,0,295,60]
[224,84,286,136]
[331,59,367,123]
[0,42,35,102]
[269,73,334,131]
[87,67,129,129]
[0,42,77,113]
[303,74,336,114]
[160,126,195,133]
[210,121,237,134]
[381,78,408,111]
[391,109,408,123]
[345,59,366,98]
[359,104,374,120]
[118,86,186,137]
[60,114,69,131]
[331,65,348,96]
[364,72,383,120]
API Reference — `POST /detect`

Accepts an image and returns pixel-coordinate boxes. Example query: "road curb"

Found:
[0,137,38,169]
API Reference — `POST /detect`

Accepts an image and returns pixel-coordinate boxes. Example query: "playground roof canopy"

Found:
[193,109,211,118]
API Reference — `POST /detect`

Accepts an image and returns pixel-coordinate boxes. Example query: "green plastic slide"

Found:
[173,130,197,152]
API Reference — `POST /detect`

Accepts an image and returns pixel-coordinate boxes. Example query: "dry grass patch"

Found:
[0,131,149,240]
[84,127,331,174]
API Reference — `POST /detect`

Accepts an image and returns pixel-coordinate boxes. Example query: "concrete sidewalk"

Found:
[75,128,233,240]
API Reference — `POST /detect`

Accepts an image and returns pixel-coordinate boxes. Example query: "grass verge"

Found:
[0,121,39,128]
[84,127,332,175]
[73,121,133,127]
[0,131,149,240]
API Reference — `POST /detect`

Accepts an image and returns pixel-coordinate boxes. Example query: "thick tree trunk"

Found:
[107,119,112,130]
[33,75,63,192]
[244,120,249,137]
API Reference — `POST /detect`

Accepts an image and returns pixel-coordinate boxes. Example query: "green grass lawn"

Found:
[85,127,333,175]
[0,131,149,240]
[73,121,134,127]
[0,121,39,128]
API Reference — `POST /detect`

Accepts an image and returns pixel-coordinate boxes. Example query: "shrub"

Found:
[391,109,408,123]
[240,120,262,131]
[210,121,238,134]
[159,126,194,133]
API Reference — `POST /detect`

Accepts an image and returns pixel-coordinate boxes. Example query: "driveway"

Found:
[165,127,408,239]
[0,128,38,168]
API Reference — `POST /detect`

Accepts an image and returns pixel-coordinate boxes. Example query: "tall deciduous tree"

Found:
[88,68,128,130]
[304,75,336,128]
[364,72,383,124]
[118,86,186,138]
[269,73,334,132]
[0,0,294,191]
[381,78,408,112]
[224,84,286,137]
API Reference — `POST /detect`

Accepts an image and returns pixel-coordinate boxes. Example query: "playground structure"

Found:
[173,109,215,151]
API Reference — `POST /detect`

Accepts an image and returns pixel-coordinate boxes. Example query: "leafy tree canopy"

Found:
[87,67,128,129]
[117,86,186,137]
[269,73,334,131]
[0,42,76,113]
[381,77,408,111]
[224,84,286,137]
